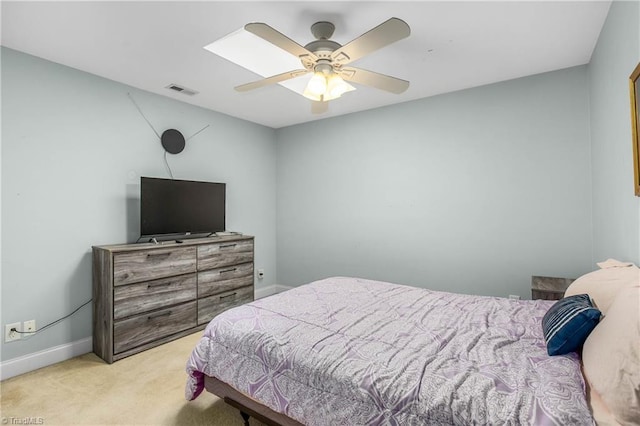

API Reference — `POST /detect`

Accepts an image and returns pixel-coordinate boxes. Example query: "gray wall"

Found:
[589,0,640,265]
[276,66,593,298]
[1,47,278,361]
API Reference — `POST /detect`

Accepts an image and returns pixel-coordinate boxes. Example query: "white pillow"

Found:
[564,262,639,314]
[596,259,635,269]
[582,282,640,425]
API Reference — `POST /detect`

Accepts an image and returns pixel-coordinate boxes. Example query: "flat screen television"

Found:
[140,177,225,240]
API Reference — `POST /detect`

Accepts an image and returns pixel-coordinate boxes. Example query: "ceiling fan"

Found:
[235,18,411,112]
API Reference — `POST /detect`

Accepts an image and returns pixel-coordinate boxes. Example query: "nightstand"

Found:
[531,276,575,300]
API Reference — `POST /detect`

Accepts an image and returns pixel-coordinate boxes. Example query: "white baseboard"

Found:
[0,337,92,381]
[275,284,294,294]
[255,284,294,299]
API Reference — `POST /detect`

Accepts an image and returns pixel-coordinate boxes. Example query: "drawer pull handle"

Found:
[220,292,237,300]
[147,282,171,289]
[219,244,237,249]
[220,268,237,274]
[147,311,172,320]
[147,252,171,258]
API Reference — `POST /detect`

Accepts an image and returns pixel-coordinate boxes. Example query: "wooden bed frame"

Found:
[204,375,303,426]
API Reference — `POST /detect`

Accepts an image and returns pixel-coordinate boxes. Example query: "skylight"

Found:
[203,28,310,95]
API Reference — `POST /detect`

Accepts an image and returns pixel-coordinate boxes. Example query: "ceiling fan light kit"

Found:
[233,17,411,108]
[303,73,327,100]
[325,75,354,99]
[302,65,354,102]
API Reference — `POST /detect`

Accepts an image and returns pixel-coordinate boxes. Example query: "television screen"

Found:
[140,177,225,238]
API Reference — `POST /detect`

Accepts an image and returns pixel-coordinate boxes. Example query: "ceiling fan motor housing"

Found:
[303,40,342,60]
[302,20,343,69]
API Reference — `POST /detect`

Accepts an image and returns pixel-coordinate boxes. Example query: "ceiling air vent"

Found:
[165,84,198,96]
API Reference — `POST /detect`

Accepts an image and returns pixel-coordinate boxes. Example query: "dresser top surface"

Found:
[93,234,254,253]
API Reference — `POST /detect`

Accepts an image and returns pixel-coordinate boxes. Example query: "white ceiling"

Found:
[1,1,611,129]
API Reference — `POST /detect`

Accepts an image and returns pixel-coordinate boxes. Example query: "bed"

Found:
[186,269,639,425]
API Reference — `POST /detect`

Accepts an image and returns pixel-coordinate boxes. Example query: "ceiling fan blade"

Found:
[331,18,410,66]
[235,69,309,92]
[338,67,409,94]
[245,22,317,66]
[311,101,329,114]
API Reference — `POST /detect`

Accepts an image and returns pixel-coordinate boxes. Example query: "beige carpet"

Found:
[1,332,266,425]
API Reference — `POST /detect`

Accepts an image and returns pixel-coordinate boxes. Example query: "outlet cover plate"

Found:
[5,322,21,342]
[23,320,36,337]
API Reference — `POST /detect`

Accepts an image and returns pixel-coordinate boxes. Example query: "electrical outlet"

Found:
[257,269,264,279]
[23,320,36,337]
[5,322,21,342]
[508,295,521,300]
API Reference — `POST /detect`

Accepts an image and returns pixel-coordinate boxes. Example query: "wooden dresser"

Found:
[92,235,254,363]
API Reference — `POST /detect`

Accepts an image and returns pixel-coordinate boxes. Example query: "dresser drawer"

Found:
[114,301,196,354]
[197,240,254,270]
[113,247,196,286]
[114,274,197,320]
[197,285,253,325]
[198,262,253,298]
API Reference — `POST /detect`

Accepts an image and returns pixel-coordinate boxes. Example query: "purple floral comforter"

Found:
[185,277,593,425]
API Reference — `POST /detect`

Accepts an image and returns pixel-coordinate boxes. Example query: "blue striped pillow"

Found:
[542,294,601,356]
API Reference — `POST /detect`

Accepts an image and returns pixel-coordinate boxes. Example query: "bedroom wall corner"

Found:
[275,66,593,298]
[588,0,640,266]
[0,47,278,365]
